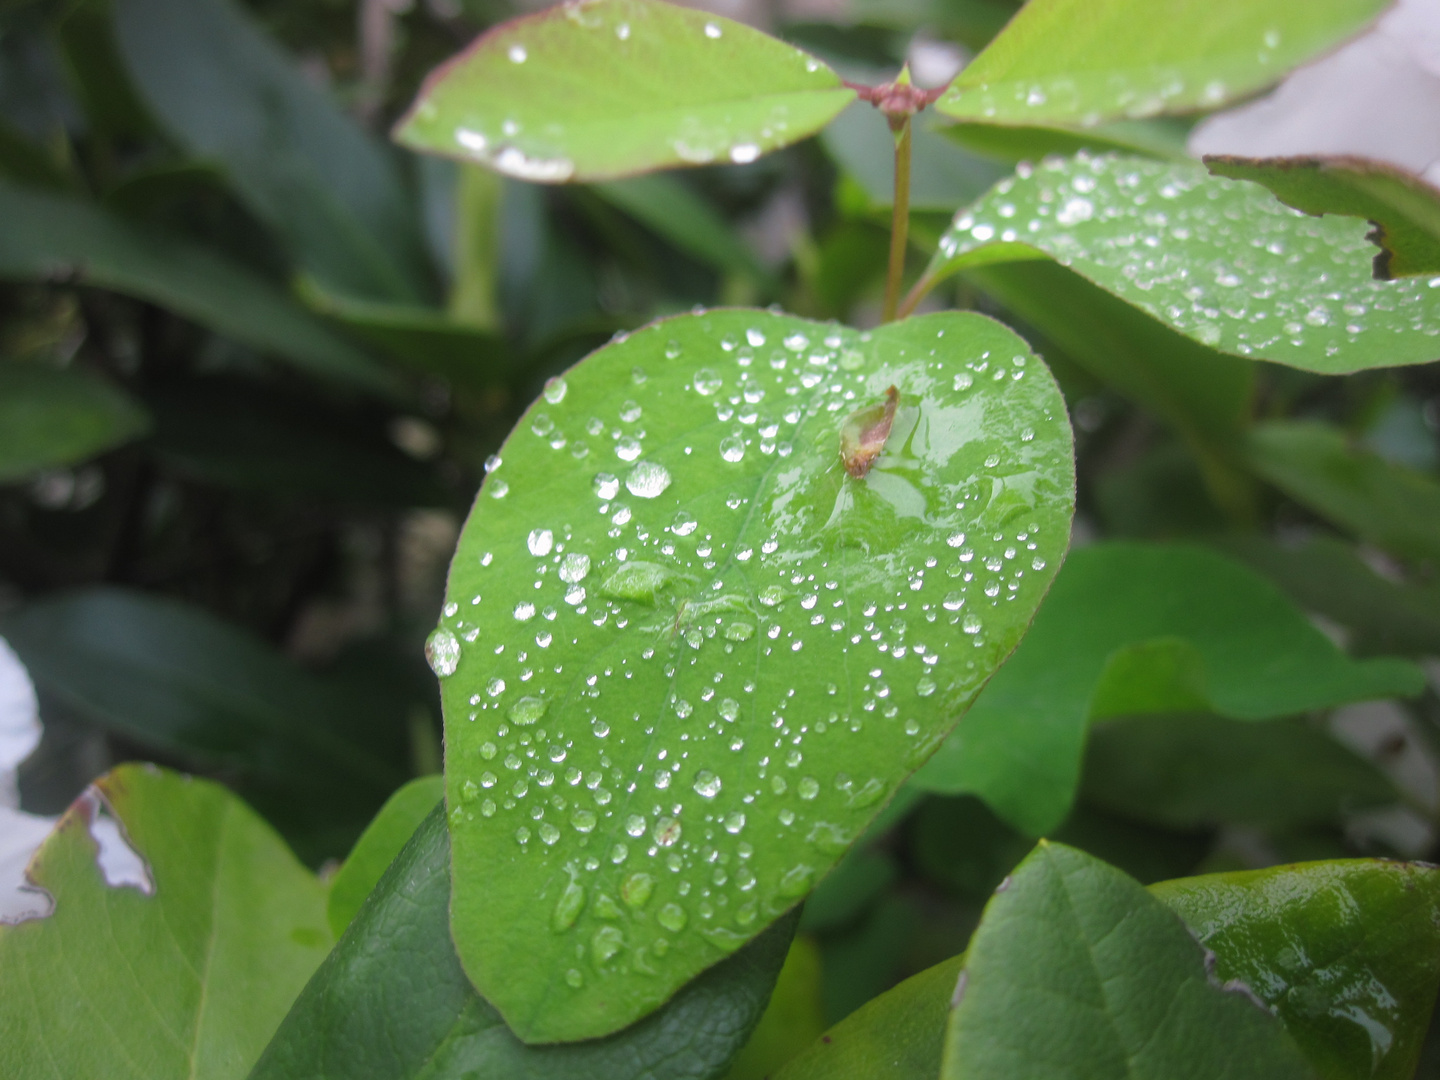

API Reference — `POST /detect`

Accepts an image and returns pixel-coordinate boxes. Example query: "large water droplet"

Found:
[508,696,548,725]
[553,878,586,931]
[616,436,643,462]
[528,529,554,556]
[622,872,654,908]
[559,552,591,583]
[693,369,722,395]
[778,865,813,897]
[591,925,624,963]
[657,902,688,932]
[593,472,620,499]
[543,376,567,403]
[719,435,746,463]
[425,628,460,677]
[626,461,672,498]
[724,811,746,834]
[572,809,597,833]
[693,770,722,798]
[671,510,698,536]
[654,817,682,846]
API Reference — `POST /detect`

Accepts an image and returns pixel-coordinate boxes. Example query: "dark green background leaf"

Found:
[0,363,149,482]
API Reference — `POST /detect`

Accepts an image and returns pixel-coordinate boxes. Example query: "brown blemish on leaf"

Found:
[840,385,900,478]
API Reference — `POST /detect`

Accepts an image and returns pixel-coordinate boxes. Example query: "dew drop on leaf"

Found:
[425,627,460,676]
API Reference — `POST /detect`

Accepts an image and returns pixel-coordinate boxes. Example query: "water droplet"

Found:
[622,872,654,907]
[425,628,460,676]
[572,809,597,833]
[916,676,936,697]
[665,340,682,360]
[654,817,682,846]
[725,622,754,641]
[508,43,527,62]
[777,865,813,897]
[553,878,585,931]
[593,472,620,499]
[486,677,506,697]
[693,369,722,395]
[528,529,554,556]
[671,510,698,536]
[730,143,760,164]
[508,696,548,725]
[591,925,624,963]
[693,770,722,798]
[616,436,643,462]
[626,461,672,498]
[704,20,721,37]
[962,614,982,634]
[718,698,740,721]
[514,601,536,621]
[543,376,567,403]
[658,903,688,932]
[559,552,591,583]
[539,823,561,845]
[724,811,746,833]
[565,968,583,988]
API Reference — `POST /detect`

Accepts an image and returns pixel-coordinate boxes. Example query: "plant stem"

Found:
[881,115,912,323]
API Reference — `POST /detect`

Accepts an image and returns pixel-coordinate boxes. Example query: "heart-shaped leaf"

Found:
[941,842,1316,1080]
[911,543,1423,834]
[431,308,1075,1040]
[921,154,1440,374]
[0,765,333,1080]
[395,0,854,182]
[934,0,1388,128]
[1152,860,1440,1080]
[1206,154,1440,279]
[249,804,800,1080]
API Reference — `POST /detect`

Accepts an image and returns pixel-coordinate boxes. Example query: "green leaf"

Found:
[911,543,1423,835]
[944,117,1193,165]
[799,847,898,933]
[773,952,964,1080]
[821,104,1008,212]
[941,842,1315,1080]
[249,805,799,1080]
[435,308,1075,1041]
[1152,861,1440,1080]
[960,260,1256,512]
[935,0,1388,128]
[113,0,436,303]
[295,279,511,391]
[722,936,826,1080]
[593,174,771,283]
[1082,714,1399,830]
[0,765,333,1080]
[0,363,149,482]
[394,0,854,182]
[1247,420,1440,568]
[0,180,397,394]
[923,155,1440,374]
[0,589,409,861]
[326,775,444,938]
[1224,535,1440,658]
[1206,154,1440,279]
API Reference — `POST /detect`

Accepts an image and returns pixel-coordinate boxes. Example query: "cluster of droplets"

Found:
[956,26,1286,122]
[431,314,1069,991]
[936,153,1440,365]
[431,0,839,181]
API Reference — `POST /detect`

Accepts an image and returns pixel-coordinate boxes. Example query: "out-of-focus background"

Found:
[1,0,1438,1053]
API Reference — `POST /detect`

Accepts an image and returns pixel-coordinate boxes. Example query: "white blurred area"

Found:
[1190,0,1440,184]
[0,637,54,923]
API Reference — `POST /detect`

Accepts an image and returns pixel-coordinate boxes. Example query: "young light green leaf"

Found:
[114,0,436,303]
[722,936,826,1080]
[922,154,1440,374]
[1152,860,1440,1080]
[935,0,1388,128]
[911,543,1423,835]
[1206,154,1440,279]
[0,765,333,1080]
[0,181,397,394]
[774,952,964,1080]
[250,805,799,1080]
[394,0,854,182]
[1247,420,1440,568]
[326,775,444,938]
[941,842,1316,1080]
[435,308,1075,1041]
[1082,714,1399,830]
[0,364,149,482]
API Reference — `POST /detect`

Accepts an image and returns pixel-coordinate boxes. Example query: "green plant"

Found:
[2,0,1439,1077]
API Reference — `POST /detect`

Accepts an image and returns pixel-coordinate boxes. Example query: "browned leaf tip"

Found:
[840,385,900,479]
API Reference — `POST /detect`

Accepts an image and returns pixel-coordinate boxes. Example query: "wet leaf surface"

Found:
[250,805,798,1080]
[911,543,1423,834]
[395,0,854,182]
[1153,861,1440,1080]
[0,765,333,1080]
[1206,154,1440,279]
[433,308,1074,1040]
[935,0,1387,128]
[924,155,1440,374]
[940,842,1315,1080]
